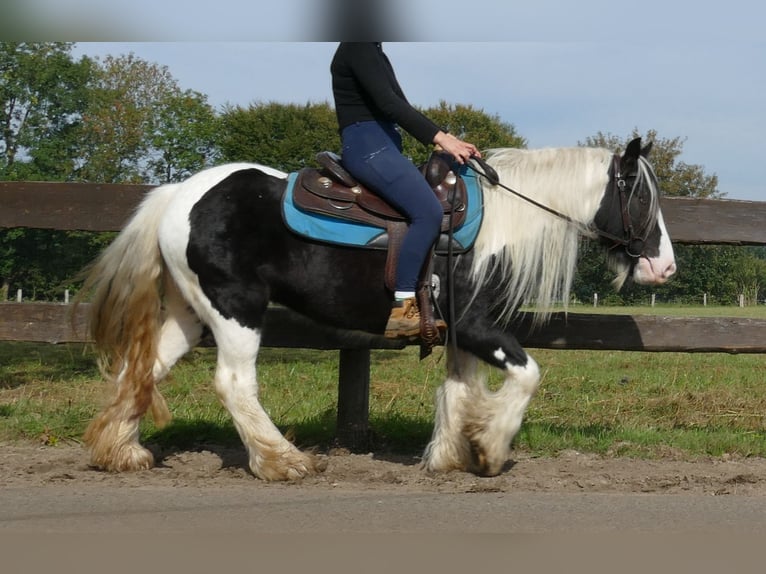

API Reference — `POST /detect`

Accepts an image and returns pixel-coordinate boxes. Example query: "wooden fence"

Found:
[2,181,766,446]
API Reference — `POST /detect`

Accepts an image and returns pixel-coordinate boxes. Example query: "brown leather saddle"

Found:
[292,150,468,350]
[293,150,468,291]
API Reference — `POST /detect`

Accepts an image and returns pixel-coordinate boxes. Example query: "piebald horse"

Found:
[78,137,675,480]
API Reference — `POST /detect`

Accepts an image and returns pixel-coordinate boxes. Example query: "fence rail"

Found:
[3,301,766,354]
[2,181,765,446]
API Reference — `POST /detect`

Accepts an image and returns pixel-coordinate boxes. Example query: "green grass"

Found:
[1,305,764,459]
[568,303,766,318]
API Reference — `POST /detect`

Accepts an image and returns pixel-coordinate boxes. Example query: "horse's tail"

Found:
[75,183,180,430]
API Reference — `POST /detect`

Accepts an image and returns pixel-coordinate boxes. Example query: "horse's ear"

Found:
[641,140,653,157]
[620,137,642,173]
[623,137,642,160]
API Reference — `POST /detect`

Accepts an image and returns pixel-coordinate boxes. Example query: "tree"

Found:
[76,53,181,183]
[0,42,96,300]
[147,89,220,183]
[401,101,526,165]
[1,47,222,300]
[217,101,340,172]
[75,53,219,184]
[582,129,720,199]
[217,100,525,172]
[0,42,93,180]
[730,248,766,305]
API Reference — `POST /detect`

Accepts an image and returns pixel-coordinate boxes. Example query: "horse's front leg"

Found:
[423,322,541,476]
[421,347,478,473]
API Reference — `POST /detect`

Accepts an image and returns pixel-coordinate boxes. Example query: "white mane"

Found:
[470,146,614,324]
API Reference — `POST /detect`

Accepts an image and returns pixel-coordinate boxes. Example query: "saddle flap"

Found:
[293,168,397,227]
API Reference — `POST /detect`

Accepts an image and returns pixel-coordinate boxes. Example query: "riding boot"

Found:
[384,297,447,339]
[384,297,422,338]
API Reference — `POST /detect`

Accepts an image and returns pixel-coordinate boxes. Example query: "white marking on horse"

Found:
[493,347,509,367]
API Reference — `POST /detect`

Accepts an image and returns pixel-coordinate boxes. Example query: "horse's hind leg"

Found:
[86,280,202,471]
[210,317,324,481]
[149,278,205,426]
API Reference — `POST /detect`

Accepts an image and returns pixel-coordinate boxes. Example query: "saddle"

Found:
[292,150,468,349]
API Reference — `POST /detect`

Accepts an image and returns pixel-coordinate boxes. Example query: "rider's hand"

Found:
[433,131,481,164]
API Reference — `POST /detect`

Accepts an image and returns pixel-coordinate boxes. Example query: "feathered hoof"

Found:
[90,443,155,472]
[467,440,506,477]
[421,438,471,474]
[251,449,327,481]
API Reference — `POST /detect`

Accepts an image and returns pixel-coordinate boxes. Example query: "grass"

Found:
[1,305,764,459]
[569,303,766,319]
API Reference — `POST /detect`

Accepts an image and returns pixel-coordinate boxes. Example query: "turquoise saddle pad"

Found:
[281,165,483,252]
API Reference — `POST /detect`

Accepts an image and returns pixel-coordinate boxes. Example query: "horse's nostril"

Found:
[665,262,677,278]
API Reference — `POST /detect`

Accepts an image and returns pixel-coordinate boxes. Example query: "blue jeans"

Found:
[341,121,443,293]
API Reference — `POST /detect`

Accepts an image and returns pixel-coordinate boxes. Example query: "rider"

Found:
[331,42,481,338]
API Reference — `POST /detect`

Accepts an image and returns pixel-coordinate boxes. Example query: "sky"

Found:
[7,1,765,201]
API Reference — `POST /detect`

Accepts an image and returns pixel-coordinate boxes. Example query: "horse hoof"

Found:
[91,444,155,472]
[252,451,326,481]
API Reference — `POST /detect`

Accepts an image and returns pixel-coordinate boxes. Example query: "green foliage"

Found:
[402,100,526,165]
[76,53,221,184]
[582,129,720,198]
[0,42,94,180]
[0,47,221,298]
[217,100,525,172]
[147,89,221,182]
[0,229,114,301]
[217,101,340,171]
[663,245,766,305]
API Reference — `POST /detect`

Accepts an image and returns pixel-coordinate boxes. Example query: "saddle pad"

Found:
[281,166,483,252]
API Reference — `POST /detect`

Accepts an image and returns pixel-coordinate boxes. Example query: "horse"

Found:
[77,137,676,480]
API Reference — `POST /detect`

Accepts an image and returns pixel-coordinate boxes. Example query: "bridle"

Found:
[467,153,655,259]
[594,154,654,259]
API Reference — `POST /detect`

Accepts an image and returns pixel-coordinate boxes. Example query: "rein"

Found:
[466,154,647,258]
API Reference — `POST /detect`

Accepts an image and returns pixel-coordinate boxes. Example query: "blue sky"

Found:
[12,1,765,201]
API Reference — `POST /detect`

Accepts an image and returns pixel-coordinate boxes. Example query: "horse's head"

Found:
[594,137,677,290]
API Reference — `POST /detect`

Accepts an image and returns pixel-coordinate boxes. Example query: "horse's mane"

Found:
[470,146,615,325]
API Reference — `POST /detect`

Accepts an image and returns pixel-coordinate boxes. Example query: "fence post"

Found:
[593,293,598,307]
[336,348,371,451]
[16,289,22,303]
[740,294,745,308]
[651,294,656,307]
[703,293,707,307]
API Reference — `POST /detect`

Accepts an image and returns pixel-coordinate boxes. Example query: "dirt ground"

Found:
[5,441,766,572]
[3,440,766,496]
